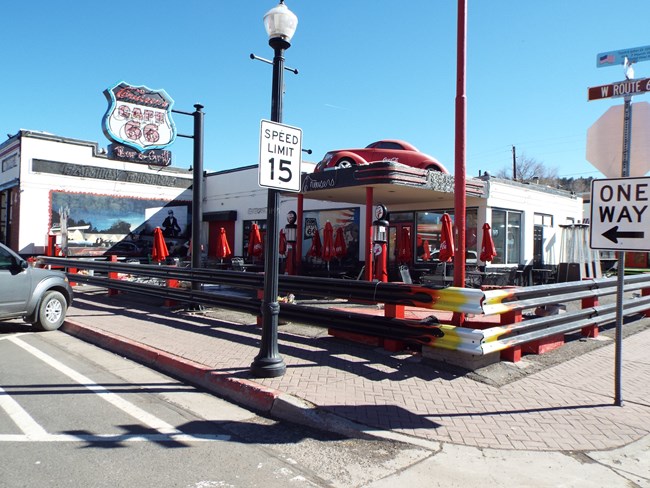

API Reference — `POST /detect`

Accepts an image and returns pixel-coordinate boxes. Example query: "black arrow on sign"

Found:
[602,226,645,244]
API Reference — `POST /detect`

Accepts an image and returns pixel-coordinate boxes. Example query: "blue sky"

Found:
[2,1,649,179]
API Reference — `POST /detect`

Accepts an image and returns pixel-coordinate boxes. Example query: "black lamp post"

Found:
[250,0,297,378]
[173,104,204,292]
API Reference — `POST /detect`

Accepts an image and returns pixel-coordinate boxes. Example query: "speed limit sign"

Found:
[259,119,302,192]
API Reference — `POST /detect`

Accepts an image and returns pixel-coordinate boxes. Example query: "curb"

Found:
[62,320,281,412]
[61,320,376,440]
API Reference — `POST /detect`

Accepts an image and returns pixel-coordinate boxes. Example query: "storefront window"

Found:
[301,207,360,265]
[388,211,413,223]
[491,209,522,265]
[414,208,478,263]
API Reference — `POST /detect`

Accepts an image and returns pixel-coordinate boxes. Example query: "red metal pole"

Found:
[296,193,304,274]
[453,0,467,325]
[365,187,373,281]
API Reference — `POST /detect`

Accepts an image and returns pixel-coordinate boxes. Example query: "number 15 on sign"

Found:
[259,120,302,192]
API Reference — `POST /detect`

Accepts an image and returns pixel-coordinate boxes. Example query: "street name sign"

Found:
[597,45,650,68]
[588,77,650,101]
[590,177,650,251]
[258,119,302,192]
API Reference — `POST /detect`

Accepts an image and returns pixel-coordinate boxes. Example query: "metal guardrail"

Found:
[480,295,650,355]
[65,273,447,345]
[41,257,650,360]
[483,274,650,314]
[39,256,485,315]
[431,275,650,357]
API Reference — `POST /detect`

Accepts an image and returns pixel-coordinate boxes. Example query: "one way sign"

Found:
[590,177,650,251]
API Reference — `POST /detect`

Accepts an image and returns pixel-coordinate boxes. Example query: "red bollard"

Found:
[164,279,179,307]
[383,304,405,352]
[107,255,119,296]
[581,295,599,338]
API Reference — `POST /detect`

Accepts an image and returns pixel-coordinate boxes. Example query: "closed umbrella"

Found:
[334,226,347,260]
[480,222,497,262]
[216,227,231,261]
[307,228,322,258]
[439,213,454,262]
[151,227,169,264]
[322,222,334,262]
[398,227,412,264]
[248,223,263,260]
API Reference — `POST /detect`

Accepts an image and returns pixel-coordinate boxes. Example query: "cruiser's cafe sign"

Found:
[102,81,176,165]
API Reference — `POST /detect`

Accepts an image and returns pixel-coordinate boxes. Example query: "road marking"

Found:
[0,433,228,442]
[0,386,47,438]
[1,336,229,443]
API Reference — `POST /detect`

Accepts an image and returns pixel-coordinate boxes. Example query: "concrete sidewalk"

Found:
[62,286,650,456]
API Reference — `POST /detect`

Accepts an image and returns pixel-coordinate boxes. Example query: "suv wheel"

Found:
[34,291,67,331]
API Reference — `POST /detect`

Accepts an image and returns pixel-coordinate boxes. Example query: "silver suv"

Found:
[0,243,73,330]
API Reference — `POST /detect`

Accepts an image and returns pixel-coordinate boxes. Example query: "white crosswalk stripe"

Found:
[0,336,229,443]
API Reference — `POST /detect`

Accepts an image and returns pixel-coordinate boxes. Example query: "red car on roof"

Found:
[314,140,449,173]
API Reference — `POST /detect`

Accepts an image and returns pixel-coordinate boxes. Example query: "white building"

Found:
[1,131,583,282]
[0,130,192,255]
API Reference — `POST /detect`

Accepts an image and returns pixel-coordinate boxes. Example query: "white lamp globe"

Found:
[263,1,298,43]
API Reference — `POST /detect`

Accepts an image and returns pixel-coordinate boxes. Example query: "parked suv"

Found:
[0,243,73,330]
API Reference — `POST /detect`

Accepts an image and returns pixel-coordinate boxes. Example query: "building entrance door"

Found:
[208,220,235,259]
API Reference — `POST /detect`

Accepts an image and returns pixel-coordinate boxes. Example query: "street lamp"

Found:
[250,0,298,378]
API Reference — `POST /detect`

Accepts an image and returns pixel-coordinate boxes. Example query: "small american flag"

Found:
[599,54,615,65]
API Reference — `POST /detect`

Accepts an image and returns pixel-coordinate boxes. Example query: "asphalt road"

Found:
[0,327,433,488]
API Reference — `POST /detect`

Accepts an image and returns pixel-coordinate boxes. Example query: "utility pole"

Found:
[512,145,517,181]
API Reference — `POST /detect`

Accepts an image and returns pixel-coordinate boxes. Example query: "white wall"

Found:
[204,165,363,255]
[16,133,192,253]
[485,179,583,265]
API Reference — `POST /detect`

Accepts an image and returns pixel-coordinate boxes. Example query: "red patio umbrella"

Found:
[307,228,322,258]
[151,227,169,263]
[216,227,232,261]
[439,213,454,262]
[398,227,412,264]
[480,222,497,262]
[322,222,334,262]
[334,226,347,260]
[279,229,287,256]
[248,223,263,259]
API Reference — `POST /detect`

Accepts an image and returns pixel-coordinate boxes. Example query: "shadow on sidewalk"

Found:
[69,292,464,384]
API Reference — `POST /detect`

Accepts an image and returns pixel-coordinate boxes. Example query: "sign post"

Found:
[588,45,650,406]
[590,178,650,250]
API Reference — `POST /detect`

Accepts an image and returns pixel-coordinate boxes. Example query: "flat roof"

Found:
[295,162,486,205]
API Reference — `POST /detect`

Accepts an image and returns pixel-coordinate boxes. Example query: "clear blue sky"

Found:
[2,1,649,179]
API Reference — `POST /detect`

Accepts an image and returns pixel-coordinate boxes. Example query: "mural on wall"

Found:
[302,207,360,265]
[50,191,189,256]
